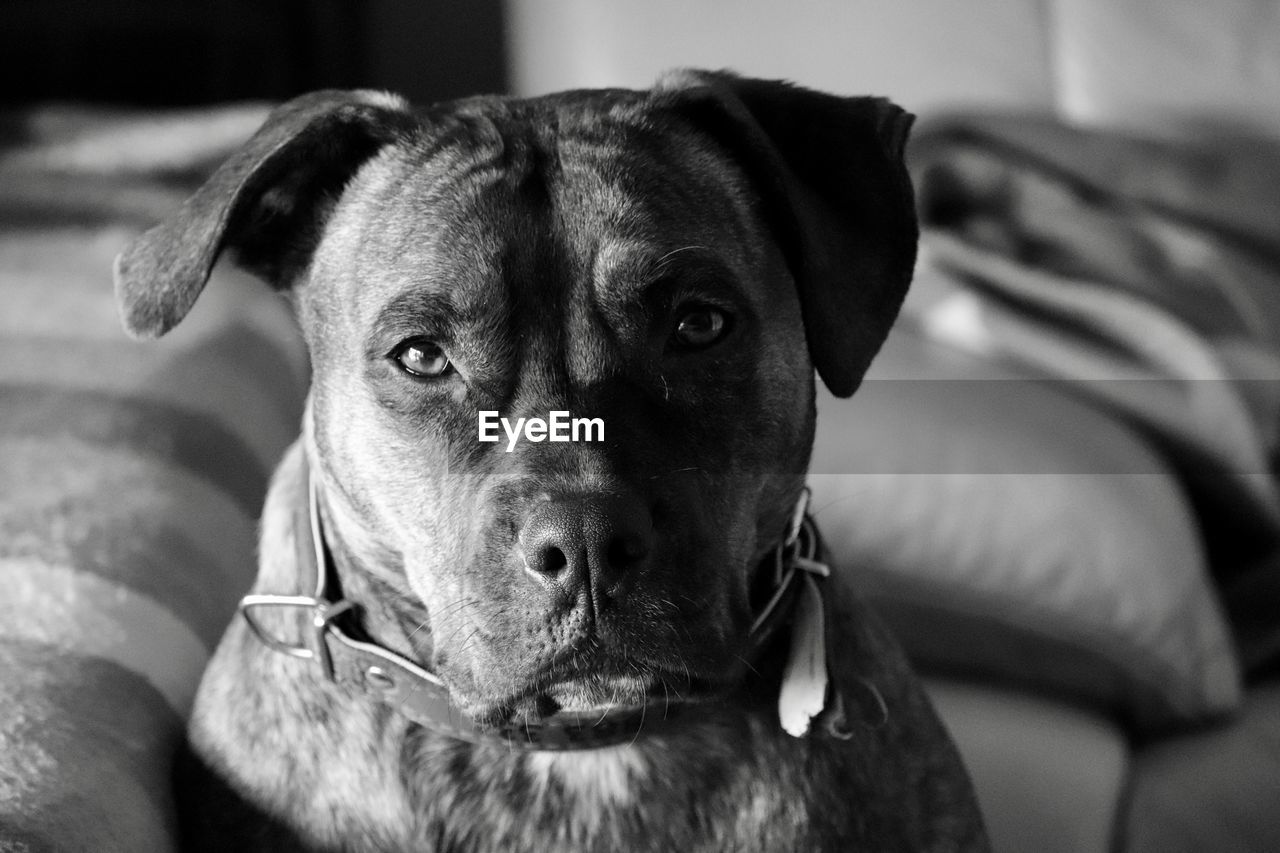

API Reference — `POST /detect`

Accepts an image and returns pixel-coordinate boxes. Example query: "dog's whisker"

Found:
[439,620,473,651]
[655,244,708,265]
[452,628,483,661]
[641,244,713,294]
[734,653,762,679]
[427,597,483,648]
[629,694,648,747]
[644,466,704,482]
[660,599,697,646]
[433,595,481,623]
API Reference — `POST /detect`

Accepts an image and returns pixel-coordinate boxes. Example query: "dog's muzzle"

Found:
[239,459,878,750]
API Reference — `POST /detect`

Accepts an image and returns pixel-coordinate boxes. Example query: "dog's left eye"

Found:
[390,339,452,378]
[671,306,730,349]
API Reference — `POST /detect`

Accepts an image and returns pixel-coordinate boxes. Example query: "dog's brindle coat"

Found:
[115,71,988,851]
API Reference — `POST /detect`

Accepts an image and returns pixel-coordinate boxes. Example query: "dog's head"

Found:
[115,72,916,726]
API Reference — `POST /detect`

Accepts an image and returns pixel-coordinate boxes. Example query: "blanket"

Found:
[907,113,1280,678]
[0,105,306,852]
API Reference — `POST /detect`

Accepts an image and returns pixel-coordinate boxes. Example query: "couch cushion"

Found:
[810,324,1242,732]
[1123,682,1280,852]
[926,679,1129,853]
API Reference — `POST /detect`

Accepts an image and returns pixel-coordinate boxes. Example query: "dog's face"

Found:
[114,73,917,726]
[302,97,816,720]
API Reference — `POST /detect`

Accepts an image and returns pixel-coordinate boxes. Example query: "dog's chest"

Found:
[523,747,648,809]
[387,727,818,853]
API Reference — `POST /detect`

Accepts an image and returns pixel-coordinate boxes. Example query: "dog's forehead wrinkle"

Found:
[590,240,733,305]
[550,132,767,306]
[325,165,531,388]
[429,108,750,395]
[402,107,509,175]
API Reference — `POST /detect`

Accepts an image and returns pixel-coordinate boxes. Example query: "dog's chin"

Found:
[464,667,726,730]
[542,673,666,714]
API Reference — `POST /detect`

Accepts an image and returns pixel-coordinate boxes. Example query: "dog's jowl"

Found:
[115,71,989,852]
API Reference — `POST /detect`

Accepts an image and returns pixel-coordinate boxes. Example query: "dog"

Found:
[114,69,988,852]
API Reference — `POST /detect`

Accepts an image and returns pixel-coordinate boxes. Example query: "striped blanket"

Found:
[0,105,306,852]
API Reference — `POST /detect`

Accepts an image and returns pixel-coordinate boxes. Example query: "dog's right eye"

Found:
[389,339,452,378]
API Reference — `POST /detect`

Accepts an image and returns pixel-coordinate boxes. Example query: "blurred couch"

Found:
[505,2,1280,851]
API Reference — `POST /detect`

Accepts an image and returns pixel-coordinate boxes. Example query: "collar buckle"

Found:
[750,488,822,636]
[239,593,354,680]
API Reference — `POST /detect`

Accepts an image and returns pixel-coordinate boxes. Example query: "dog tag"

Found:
[778,571,829,737]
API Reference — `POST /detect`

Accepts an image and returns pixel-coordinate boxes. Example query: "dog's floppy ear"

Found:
[114,90,416,339]
[657,70,917,397]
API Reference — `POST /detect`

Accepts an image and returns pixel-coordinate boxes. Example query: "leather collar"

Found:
[239,459,838,750]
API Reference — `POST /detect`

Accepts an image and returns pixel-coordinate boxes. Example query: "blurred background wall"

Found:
[505,0,1280,136]
[508,0,1056,114]
[4,0,1277,138]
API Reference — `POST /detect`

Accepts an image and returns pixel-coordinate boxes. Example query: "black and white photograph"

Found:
[2,1,1279,851]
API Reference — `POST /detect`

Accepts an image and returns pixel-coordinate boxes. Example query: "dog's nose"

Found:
[519,494,653,602]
